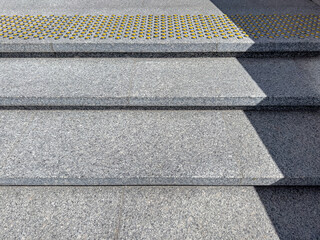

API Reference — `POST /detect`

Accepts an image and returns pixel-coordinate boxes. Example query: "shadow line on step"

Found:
[208,1,320,238]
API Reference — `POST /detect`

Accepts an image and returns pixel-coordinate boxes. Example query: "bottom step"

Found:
[1,186,319,239]
[1,110,319,185]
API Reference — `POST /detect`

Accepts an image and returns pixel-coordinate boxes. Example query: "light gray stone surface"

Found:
[0,111,34,166]
[0,38,319,54]
[0,58,131,106]
[1,186,319,239]
[120,186,320,240]
[0,0,318,15]
[0,57,319,107]
[130,57,320,106]
[0,186,122,239]
[0,110,240,185]
[120,186,278,239]
[0,110,319,185]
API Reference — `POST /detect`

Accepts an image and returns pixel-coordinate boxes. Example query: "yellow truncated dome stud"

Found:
[0,14,319,41]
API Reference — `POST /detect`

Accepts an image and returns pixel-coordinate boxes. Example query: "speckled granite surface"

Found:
[0,57,319,108]
[1,186,319,239]
[0,110,319,185]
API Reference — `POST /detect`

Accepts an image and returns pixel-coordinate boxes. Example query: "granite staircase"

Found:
[1,0,320,239]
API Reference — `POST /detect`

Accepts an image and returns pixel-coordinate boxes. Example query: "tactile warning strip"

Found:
[0,14,319,40]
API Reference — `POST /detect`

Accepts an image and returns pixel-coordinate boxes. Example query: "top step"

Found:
[0,0,319,54]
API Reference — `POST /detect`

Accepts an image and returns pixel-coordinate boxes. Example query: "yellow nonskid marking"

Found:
[0,14,318,40]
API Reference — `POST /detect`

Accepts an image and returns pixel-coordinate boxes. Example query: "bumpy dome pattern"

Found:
[0,14,319,40]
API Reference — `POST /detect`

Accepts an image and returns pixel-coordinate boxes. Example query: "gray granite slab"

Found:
[0,39,319,54]
[216,41,320,53]
[0,186,122,239]
[119,186,320,239]
[294,56,320,86]
[255,186,320,239]
[222,110,320,185]
[0,58,131,106]
[0,0,318,15]
[0,57,320,107]
[0,110,240,185]
[0,110,319,185]
[0,111,34,161]
[130,57,320,107]
[0,43,53,53]
[1,186,319,239]
[50,42,220,54]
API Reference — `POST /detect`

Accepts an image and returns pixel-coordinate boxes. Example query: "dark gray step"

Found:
[1,186,320,239]
[0,57,320,108]
[1,110,319,185]
[0,0,319,54]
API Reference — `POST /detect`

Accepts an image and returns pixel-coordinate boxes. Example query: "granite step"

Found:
[1,109,319,185]
[314,0,320,7]
[1,186,320,239]
[0,0,319,54]
[0,57,320,108]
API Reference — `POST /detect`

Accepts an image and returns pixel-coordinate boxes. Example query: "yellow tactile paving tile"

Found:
[0,14,319,40]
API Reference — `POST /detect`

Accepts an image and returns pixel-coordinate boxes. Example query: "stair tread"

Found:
[1,109,319,185]
[0,0,319,53]
[1,1,319,238]
[1,186,320,239]
[0,57,320,107]
[1,0,319,15]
